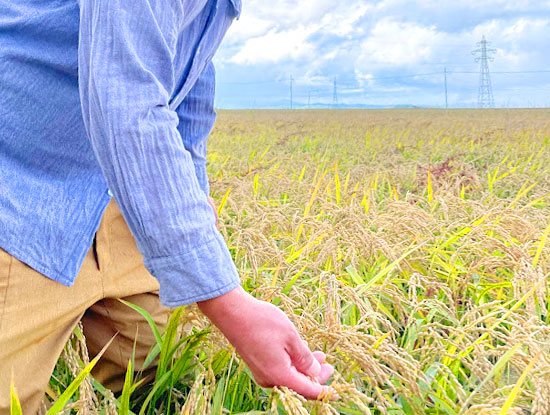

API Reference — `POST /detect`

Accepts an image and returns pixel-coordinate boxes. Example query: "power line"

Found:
[216,69,550,86]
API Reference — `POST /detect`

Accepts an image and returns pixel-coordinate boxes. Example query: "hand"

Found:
[197,286,334,400]
[206,196,219,230]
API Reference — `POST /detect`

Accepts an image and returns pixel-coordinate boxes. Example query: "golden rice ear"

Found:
[316,385,340,402]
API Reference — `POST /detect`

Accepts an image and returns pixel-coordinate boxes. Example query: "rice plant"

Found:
[22,109,550,414]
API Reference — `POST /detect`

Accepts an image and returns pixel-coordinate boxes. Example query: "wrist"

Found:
[196,285,249,323]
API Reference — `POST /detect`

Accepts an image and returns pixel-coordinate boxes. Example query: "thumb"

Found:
[287,335,321,378]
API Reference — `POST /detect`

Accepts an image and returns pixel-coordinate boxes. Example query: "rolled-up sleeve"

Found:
[77,0,240,306]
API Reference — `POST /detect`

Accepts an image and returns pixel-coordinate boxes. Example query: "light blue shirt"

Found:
[0,0,242,306]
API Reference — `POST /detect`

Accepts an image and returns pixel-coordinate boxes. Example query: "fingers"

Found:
[284,365,328,400]
[318,362,334,384]
[288,335,321,378]
[312,350,326,363]
[290,338,335,383]
[312,350,334,384]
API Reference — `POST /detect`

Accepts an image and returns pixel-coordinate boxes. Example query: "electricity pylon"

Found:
[472,35,496,108]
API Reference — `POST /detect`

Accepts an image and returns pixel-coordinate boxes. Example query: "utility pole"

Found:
[307,90,311,108]
[289,75,293,109]
[471,35,496,108]
[444,67,448,109]
[332,77,338,108]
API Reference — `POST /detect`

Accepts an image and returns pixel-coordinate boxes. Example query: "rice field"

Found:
[39,108,550,414]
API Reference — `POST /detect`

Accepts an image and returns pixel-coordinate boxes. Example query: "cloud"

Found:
[221,0,371,65]
[360,20,440,66]
[229,24,319,64]
[223,14,273,43]
[214,0,550,107]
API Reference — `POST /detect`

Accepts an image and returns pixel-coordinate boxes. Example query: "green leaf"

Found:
[212,378,226,415]
[138,371,172,415]
[141,342,161,371]
[46,335,116,414]
[118,299,162,345]
[157,307,184,379]
[345,265,365,285]
[119,356,133,415]
[10,379,22,415]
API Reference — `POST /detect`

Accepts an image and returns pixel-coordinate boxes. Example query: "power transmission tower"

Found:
[471,35,496,108]
[289,75,294,109]
[332,77,338,108]
[444,67,448,109]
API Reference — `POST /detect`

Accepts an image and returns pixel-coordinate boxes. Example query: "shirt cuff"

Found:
[143,226,240,307]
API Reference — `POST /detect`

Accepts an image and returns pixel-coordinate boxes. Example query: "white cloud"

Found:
[223,14,273,44]
[375,0,548,14]
[360,20,440,66]
[229,25,319,64]
[234,0,351,26]
[319,3,371,37]
[223,0,371,65]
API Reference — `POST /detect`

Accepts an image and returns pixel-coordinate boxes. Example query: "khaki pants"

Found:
[0,200,170,414]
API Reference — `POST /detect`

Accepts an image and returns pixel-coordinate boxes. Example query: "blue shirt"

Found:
[0,0,242,306]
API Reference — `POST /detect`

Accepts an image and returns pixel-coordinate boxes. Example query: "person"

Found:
[0,0,334,413]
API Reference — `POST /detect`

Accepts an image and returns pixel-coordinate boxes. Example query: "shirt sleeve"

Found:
[176,62,217,197]
[77,0,241,307]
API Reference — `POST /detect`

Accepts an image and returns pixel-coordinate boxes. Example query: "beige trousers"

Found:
[0,200,170,414]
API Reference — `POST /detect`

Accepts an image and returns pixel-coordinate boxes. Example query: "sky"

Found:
[212,0,550,109]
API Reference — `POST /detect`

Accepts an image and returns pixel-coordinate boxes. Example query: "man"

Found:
[0,0,334,413]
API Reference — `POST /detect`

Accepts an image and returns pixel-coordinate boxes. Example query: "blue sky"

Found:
[212,0,550,108]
